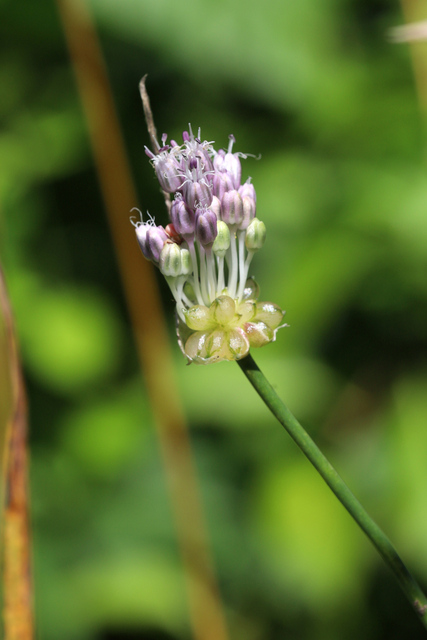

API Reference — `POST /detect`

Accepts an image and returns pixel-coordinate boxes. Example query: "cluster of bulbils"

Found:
[134,127,286,364]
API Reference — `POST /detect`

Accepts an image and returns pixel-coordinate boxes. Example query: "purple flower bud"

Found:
[183,180,213,210]
[223,139,241,189]
[214,136,242,189]
[135,224,168,263]
[223,155,241,189]
[195,208,218,248]
[170,197,196,237]
[146,225,168,262]
[153,153,183,193]
[212,171,234,200]
[238,181,256,203]
[221,190,244,226]
[135,223,151,260]
[239,195,256,230]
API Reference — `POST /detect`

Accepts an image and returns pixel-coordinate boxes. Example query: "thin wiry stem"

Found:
[139,75,172,215]
[237,353,427,631]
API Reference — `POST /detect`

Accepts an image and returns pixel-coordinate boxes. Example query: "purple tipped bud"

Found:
[135,224,151,260]
[239,195,256,230]
[212,171,234,200]
[195,208,218,248]
[238,181,256,203]
[223,153,241,189]
[146,225,168,262]
[221,190,244,226]
[136,224,168,263]
[183,180,213,210]
[154,154,183,193]
[170,197,195,237]
[214,137,241,188]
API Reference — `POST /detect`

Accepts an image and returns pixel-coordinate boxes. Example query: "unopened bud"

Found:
[183,181,213,210]
[238,181,256,203]
[135,224,151,261]
[238,195,256,230]
[215,136,242,189]
[136,224,168,263]
[160,242,190,277]
[170,197,195,236]
[212,171,234,200]
[245,218,266,251]
[195,208,218,248]
[223,153,241,190]
[212,221,230,258]
[221,190,244,226]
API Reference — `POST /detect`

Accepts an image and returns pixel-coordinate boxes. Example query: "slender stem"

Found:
[216,255,225,296]
[188,240,204,305]
[199,246,209,305]
[237,353,427,630]
[227,231,238,299]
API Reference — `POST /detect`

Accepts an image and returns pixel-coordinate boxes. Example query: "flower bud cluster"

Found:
[134,126,286,364]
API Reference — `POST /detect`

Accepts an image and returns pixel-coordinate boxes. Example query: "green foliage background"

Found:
[2,0,427,638]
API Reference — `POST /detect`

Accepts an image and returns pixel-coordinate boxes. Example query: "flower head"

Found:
[135,126,287,364]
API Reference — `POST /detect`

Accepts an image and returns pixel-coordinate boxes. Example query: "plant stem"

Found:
[237,353,427,630]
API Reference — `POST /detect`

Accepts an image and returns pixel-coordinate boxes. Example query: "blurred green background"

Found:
[2,0,427,638]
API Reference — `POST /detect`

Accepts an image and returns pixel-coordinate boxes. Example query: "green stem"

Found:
[237,353,427,630]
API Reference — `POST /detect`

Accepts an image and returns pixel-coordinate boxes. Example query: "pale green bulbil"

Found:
[244,321,273,347]
[179,294,286,364]
[254,301,285,329]
[211,295,236,324]
[185,326,250,364]
[185,305,213,331]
